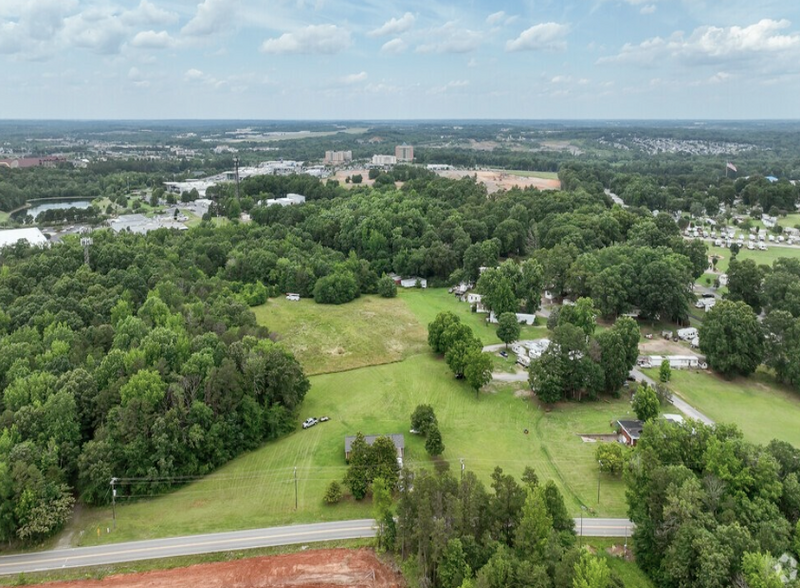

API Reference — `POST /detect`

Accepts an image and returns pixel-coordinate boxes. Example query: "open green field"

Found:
[64,288,637,548]
[656,369,800,446]
[706,244,800,273]
[400,288,548,346]
[781,213,800,229]
[71,354,632,546]
[254,295,428,375]
[506,170,561,180]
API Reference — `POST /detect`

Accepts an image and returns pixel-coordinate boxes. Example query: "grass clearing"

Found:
[587,539,654,587]
[505,170,561,180]
[705,244,800,273]
[400,288,548,346]
[72,355,631,547]
[655,369,800,446]
[254,295,428,375]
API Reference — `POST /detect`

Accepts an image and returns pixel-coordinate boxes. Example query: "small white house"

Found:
[677,327,699,341]
[511,339,551,360]
[719,274,729,287]
[399,277,427,288]
[695,298,716,312]
[286,293,301,301]
[639,355,707,369]
[488,311,536,325]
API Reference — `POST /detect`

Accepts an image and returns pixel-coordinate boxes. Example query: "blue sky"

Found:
[2,0,800,119]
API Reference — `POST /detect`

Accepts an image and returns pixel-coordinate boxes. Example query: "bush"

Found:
[411,404,438,436]
[324,480,342,504]
[595,443,628,476]
[377,275,397,298]
[425,425,445,456]
[313,271,359,304]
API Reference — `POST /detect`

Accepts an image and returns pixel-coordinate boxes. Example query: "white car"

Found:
[302,417,318,429]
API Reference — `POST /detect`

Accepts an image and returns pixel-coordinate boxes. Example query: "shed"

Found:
[344,434,405,461]
[617,420,644,446]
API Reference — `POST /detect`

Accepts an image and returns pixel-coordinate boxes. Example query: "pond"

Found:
[12,199,93,221]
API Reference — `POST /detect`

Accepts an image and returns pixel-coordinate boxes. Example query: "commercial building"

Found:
[395,144,414,162]
[0,228,49,248]
[324,151,352,165]
[372,154,397,166]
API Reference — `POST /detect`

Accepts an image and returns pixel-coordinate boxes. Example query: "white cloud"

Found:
[708,71,732,83]
[640,5,657,15]
[506,23,570,52]
[416,22,482,54]
[381,38,407,54]
[0,0,78,58]
[340,71,368,84]
[62,8,129,55]
[487,11,517,26]
[487,11,506,26]
[123,1,178,27]
[260,24,351,54]
[130,30,176,49]
[184,68,206,81]
[599,19,800,67]
[181,0,236,37]
[368,13,415,37]
[429,79,470,94]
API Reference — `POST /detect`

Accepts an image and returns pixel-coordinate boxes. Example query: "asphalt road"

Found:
[0,517,633,576]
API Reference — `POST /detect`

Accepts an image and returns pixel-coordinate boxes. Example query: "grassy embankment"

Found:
[650,368,800,447]
[68,289,638,547]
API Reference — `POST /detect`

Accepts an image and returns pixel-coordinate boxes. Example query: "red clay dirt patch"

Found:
[42,548,404,588]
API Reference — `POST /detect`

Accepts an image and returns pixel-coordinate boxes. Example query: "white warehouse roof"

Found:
[0,228,49,248]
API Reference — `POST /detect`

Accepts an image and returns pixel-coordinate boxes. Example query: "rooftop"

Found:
[617,420,644,440]
[0,227,49,248]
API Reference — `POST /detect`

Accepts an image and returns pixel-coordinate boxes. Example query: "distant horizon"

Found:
[2,118,800,124]
[2,1,799,119]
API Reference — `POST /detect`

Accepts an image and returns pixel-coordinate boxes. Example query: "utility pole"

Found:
[597,460,603,504]
[460,458,465,482]
[234,157,240,200]
[110,477,118,529]
[294,467,298,511]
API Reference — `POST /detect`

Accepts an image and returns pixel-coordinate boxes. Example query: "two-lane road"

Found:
[0,517,633,576]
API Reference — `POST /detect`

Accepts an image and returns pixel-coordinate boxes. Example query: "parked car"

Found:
[499,351,508,358]
[302,417,318,429]
[319,416,330,422]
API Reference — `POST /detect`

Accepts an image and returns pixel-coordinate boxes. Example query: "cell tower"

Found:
[80,227,92,267]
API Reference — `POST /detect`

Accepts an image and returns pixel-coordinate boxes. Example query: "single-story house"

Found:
[676,327,699,341]
[511,339,551,359]
[694,298,716,311]
[344,434,405,462]
[488,311,536,325]
[450,282,472,297]
[286,293,300,301]
[617,420,644,446]
[638,355,707,370]
[400,277,427,288]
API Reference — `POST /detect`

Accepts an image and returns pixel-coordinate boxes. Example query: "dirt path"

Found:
[41,548,403,588]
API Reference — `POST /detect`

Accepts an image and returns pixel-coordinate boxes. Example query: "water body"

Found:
[12,199,92,220]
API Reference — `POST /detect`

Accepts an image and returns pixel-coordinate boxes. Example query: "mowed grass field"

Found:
[254,295,428,374]
[74,354,631,546]
[70,289,633,546]
[658,369,800,447]
[705,243,800,273]
[400,288,549,346]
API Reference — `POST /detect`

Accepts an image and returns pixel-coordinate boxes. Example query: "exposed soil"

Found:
[42,548,404,588]
[436,169,561,194]
[638,338,694,355]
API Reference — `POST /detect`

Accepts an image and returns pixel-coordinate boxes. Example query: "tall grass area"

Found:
[661,369,800,446]
[254,295,428,375]
[73,354,631,546]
